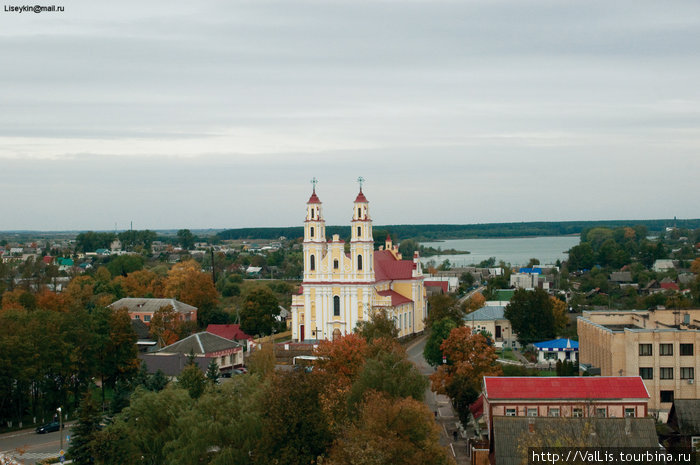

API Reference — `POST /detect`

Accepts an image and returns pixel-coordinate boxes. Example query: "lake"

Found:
[420,236,580,267]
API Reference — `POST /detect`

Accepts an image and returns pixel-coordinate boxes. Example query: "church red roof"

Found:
[354,189,368,203]
[307,190,321,204]
[483,376,649,400]
[374,249,416,281]
[377,289,413,306]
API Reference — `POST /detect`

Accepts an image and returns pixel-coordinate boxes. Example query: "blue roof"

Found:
[518,267,542,274]
[533,338,578,350]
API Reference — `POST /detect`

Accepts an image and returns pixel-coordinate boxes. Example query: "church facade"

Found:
[290,185,426,342]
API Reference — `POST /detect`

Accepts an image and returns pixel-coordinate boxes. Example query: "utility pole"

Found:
[210,247,216,284]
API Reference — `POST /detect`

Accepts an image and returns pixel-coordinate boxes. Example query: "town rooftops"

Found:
[464,305,507,322]
[159,331,242,356]
[206,324,254,341]
[533,338,579,351]
[668,399,700,435]
[424,281,448,293]
[483,376,650,401]
[109,297,197,314]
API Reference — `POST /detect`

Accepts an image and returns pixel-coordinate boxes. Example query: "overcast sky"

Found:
[1,0,699,230]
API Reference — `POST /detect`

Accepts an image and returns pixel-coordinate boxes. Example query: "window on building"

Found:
[358,207,361,218]
[310,226,314,238]
[505,408,516,417]
[544,352,558,361]
[357,255,363,270]
[681,344,694,356]
[134,315,140,320]
[624,408,635,418]
[144,314,151,322]
[310,255,315,271]
[596,408,607,418]
[548,408,560,417]
[681,367,695,380]
[311,209,314,219]
[333,296,340,317]
[357,226,361,237]
[527,408,538,417]
[573,408,583,418]
[660,343,673,356]
[333,259,339,270]
[660,390,674,404]
[639,367,653,379]
[660,367,674,380]
[691,437,700,451]
[639,344,652,356]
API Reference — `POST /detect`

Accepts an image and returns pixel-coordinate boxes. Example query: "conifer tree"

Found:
[69,392,102,465]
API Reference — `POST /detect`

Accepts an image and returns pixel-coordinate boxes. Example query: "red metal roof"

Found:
[354,189,368,203]
[483,377,650,400]
[425,281,448,293]
[206,324,254,341]
[377,289,413,306]
[470,394,484,419]
[307,189,321,204]
[374,249,416,281]
[660,282,680,291]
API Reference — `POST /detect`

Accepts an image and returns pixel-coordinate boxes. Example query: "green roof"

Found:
[493,289,515,301]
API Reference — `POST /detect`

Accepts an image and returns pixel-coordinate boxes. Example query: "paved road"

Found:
[405,335,469,465]
[0,424,73,465]
[457,285,486,306]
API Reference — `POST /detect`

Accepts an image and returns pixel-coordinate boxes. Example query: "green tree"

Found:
[239,287,280,336]
[567,243,595,270]
[178,363,206,399]
[348,350,427,413]
[354,309,399,342]
[398,239,420,258]
[177,229,195,250]
[206,359,220,385]
[69,392,103,465]
[147,370,170,392]
[426,294,462,327]
[423,317,457,367]
[504,288,556,345]
[106,254,145,277]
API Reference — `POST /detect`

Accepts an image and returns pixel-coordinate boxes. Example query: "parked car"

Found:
[36,421,60,434]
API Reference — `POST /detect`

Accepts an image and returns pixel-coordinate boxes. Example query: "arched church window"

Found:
[311,209,315,219]
[310,227,314,238]
[333,296,340,316]
[357,254,363,270]
[358,207,362,218]
[310,255,315,271]
[357,226,361,237]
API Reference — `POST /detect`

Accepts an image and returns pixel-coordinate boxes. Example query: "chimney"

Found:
[528,418,535,434]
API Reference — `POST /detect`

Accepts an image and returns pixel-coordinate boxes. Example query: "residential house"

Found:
[131,318,157,352]
[491,416,658,465]
[654,259,677,273]
[578,309,700,418]
[664,399,700,449]
[206,324,255,351]
[142,331,244,376]
[533,338,579,363]
[425,280,448,296]
[464,305,519,349]
[109,297,197,324]
[610,271,633,284]
[482,376,650,440]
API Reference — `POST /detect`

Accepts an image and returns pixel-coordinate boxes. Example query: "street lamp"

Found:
[56,407,63,452]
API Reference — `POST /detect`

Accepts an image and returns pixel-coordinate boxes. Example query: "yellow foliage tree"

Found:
[550,297,568,335]
[163,260,218,314]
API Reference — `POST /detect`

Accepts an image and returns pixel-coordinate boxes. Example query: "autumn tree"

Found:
[314,333,368,384]
[149,305,183,346]
[430,326,502,425]
[327,392,455,465]
[462,292,485,313]
[115,269,164,297]
[504,288,556,345]
[247,343,276,379]
[550,296,568,335]
[164,260,219,325]
[239,287,280,336]
[354,309,399,342]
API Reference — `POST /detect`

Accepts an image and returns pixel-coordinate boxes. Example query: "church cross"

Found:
[357,176,365,190]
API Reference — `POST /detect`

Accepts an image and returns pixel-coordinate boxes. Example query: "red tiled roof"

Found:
[660,282,680,291]
[374,249,415,281]
[377,289,413,306]
[206,324,254,341]
[42,256,53,264]
[425,281,448,293]
[354,189,368,203]
[483,377,650,400]
[307,189,321,204]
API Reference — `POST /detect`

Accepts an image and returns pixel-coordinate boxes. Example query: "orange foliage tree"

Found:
[36,289,69,312]
[314,333,368,384]
[115,269,164,297]
[1,289,25,310]
[163,260,218,319]
[149,305,182,347]
[463,292,485,312]
[430,326,502,425]
[326,391,455,465]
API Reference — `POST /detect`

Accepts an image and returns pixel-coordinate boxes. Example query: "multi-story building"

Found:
[463,305,520,349]
[482,376,650,440]
[578,309,700,418]
[290,184,426,342]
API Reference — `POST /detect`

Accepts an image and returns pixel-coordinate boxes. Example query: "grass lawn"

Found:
[498,348,518,361]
